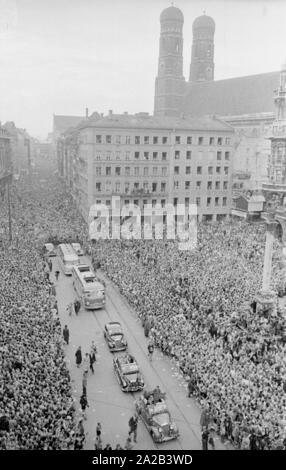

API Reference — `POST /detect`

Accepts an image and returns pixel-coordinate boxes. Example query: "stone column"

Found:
[257,219,278,315]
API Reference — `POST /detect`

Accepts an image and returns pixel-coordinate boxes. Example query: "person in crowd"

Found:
[128,414,138,443]
[75,346,82,368]
[147,340,154,362]
[82,371,88,396]
[55,270,60,281]
[79,393,89,419]
[124,436,133,450]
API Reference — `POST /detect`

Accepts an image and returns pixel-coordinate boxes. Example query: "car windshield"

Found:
[153,413,170,426]
[111,331,122,337]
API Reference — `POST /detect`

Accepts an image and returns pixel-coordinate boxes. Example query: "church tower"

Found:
[154,6,185,116]
[189,13,215,83]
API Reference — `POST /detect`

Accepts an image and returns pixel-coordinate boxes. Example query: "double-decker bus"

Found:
[72,264,105,310]
[58,243,79,275]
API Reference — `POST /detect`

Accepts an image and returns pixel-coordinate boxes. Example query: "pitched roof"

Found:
[53,115,84,133]
[183,71,280,117]
[77,113,233,132]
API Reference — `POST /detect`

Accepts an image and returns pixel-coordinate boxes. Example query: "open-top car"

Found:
[103,322,127,352]
[44,243,57,257]
[135,389,179,443]
[113,353,144,392]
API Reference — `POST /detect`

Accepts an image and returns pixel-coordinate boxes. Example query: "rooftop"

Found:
[53,115,85,133]
[184,71,280,117]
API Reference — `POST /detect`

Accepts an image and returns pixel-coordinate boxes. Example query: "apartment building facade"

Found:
[58,112,234,222]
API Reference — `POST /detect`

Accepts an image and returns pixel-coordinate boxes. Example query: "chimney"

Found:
[85,108,89,119]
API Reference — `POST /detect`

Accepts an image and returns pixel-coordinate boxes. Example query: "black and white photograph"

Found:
[0,0,286,456]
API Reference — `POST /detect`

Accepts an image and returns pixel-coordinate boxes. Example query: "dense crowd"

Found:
[1,164,286,450]
[90,225,286,450]
[0,169,86,449]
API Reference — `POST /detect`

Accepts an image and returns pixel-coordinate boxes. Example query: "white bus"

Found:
[72,264,105,310]
[58,243,79,275]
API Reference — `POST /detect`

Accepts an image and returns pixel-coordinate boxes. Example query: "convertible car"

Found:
[113,354,144,392]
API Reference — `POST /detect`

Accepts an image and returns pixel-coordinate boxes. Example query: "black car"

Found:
[103,322,128,352]
[113,354,144,392]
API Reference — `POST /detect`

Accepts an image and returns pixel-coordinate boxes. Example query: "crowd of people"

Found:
[1,163,286,450]
[90,225,286,450]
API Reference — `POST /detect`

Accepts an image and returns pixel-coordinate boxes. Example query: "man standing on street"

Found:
[128,414,138,443]
[75,346,82,367]
[63,325,69,345]
[82,370,88,396]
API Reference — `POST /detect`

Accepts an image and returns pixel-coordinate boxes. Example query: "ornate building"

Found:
[189,14,215,83]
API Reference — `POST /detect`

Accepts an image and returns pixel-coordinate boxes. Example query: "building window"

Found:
[197,166,202,175]
[96,152,101,160]
[208,166,213,175]
[216,166,221,174]
[185,181,190,190]
[125,151,130,160]
[198,137,204,145]
[161,182,166,192]
[174,166,179,175]
[96,167,101,176]
[106,181,111,192]
[207,197,211,206]
[134,167,139,176]
[162,136,168,144]
[96,182,101,192]
[187,136,192,145]
[153,136,158,144]
[135,136,140,144]
[96,135,102,144]
[143,182,149,191]
[217,151,222,160]
[106,151,111,160]
[106,200,111,206]
[96,199,101,204]
[209,137,215,145]
[126,136,131,144]
[153,152,158,160]
[152,182,157,192]
[134,151,140,159]
[106,135,111,144]
[162,152,167,161]
[185,197,190,205]
[186,166,191,175]
[173,197,178,206]
[174,181,179,190]
[115,182,120,192]
[124,183,130,193]
[175,150,180,159]
[196,181,201,189]
[218,137,223,145]
[223,181,228,190]
[144,136,149,144]
[106,166,111,176]
[134,182,139,190]
[143,199,148,206]
[225,151,230,161]
[161,199,166,208]
[116,151,121,160]
[144,152,149,160]
[124,199,130,205]
[125,167,130,176]
[162,167,167,176]
[115,167,121,176]
[144,167,148,176]
[215,197,219,206]
[186,151,192,159]
[225,137,231,145]
[153,167,158,176]
[224,166,229,175]
[134,200,139,206]
[196,197,200,206]
[175,136,181,144]
[152,199,157,208]
[115,135,121,144]
[223,197,227,206]
[207,181,212,190]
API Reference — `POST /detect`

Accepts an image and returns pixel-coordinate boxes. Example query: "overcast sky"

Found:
[0,0,286,139]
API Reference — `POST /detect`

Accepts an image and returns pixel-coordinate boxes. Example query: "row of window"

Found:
[95,166,168,177]
[91,150,230,162]
[94,134,232,146]
[95,181,167,193]
[93,197,228,208]
[175,165,229,175]
[175,181,228,190]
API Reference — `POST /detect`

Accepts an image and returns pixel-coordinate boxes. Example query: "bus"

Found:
[58,243,79,275]
[72,264,105,310]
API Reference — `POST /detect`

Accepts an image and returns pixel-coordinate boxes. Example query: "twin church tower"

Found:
[154,5,215,116]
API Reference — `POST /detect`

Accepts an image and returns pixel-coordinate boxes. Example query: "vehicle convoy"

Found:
[104,322,128,352]
[135,388,179,443]
[72,264,105,309]
[113,354,144,392]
